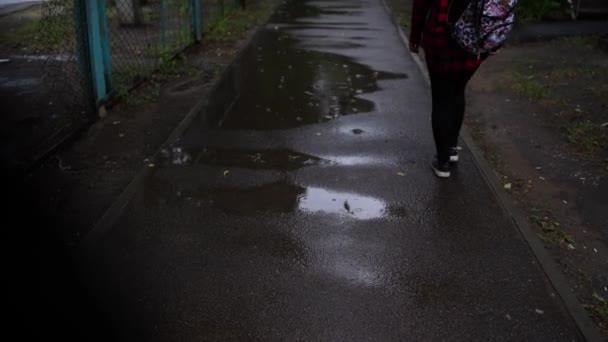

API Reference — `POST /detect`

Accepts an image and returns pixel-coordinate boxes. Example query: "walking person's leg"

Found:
[447,68,479,154]
[429,70,454,177]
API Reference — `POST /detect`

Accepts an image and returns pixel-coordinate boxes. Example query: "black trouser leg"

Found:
[429,68,478,163]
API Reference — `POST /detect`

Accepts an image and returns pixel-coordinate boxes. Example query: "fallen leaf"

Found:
[567,244,575,250]
[504,183,512,190]
[397,172,406,176]
[535,309,544,314]
[223,170,230,177]
[148,163,155,168]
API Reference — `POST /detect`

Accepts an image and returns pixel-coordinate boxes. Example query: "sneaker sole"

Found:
[431,163,450,178]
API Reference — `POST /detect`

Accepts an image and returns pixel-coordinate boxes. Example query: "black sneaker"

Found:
[449,147,459,163]
[431,159,451,178]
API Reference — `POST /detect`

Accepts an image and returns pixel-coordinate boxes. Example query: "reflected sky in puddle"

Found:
[159,146,390,169]
[216,0,407,130]
[145,176,386,220]
[160,147,192,165]
[298,187,385,219]
[0,77,41,89]
[159,146,323,170]
[325,155,384,166]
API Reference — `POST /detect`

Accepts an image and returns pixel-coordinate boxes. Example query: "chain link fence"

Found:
[0,0,255,171]
[38,0,245,108]
[40,0,93,123]
[0,0,93,171]
[203,0,228,32]
[106,0,240,94]
[107,0,192,90]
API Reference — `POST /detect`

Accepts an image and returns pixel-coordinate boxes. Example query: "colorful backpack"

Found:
[448,0,518,55]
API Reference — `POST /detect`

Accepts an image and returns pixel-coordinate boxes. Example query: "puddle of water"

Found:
[214,0,407,130]
[143,179,305,214]
[0,77,41,88]
[146,178,385,220]
[159,146,323,170]
[160,147,193,165]
[298,187,385,219]
[325,155,383,166]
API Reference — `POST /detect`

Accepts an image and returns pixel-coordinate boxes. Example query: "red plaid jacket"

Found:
[410,0,485,72]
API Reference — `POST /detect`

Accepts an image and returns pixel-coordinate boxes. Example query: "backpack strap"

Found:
[447,0,474,24]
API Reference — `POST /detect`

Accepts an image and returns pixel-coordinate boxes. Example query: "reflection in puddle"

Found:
[298,187,385,219]
[0,77,41,88]
[146,177,386,221]
[160,147,192,165]
[215,0,407,130]
[325,155,382,166]
[159,146,323,169]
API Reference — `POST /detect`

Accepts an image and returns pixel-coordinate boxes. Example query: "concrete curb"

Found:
[78,10,276,252]
[378,0,604,341]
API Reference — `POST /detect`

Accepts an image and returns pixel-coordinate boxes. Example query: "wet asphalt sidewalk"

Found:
[78,0,585,340]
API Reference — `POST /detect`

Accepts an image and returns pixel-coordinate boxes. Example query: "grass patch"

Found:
[0,2,74,52]
[110,0,277,106]
[529,212,576,246]
[112,52,183,106]
[384,0,412,28]
[511,72,546,99]
[555,35,599,48]
[565,120,607,154]
[516,0,572,22]
[549,64,608,80]
[585,292,608,328]
[205,0,277,43]
[114,79,161,107]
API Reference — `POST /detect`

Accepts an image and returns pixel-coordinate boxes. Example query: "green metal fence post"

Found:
[192,0,202,41]
[98,0,112,90]
[78,0,112,105]
[73,0,94,109]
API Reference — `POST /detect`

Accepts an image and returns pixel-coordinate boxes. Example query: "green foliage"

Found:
[585,292,608,323]
[511,72,546,99]
[206,1,275,43]
[516,0,572,22]
[566,120,607,154]
[0,1,74,52]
